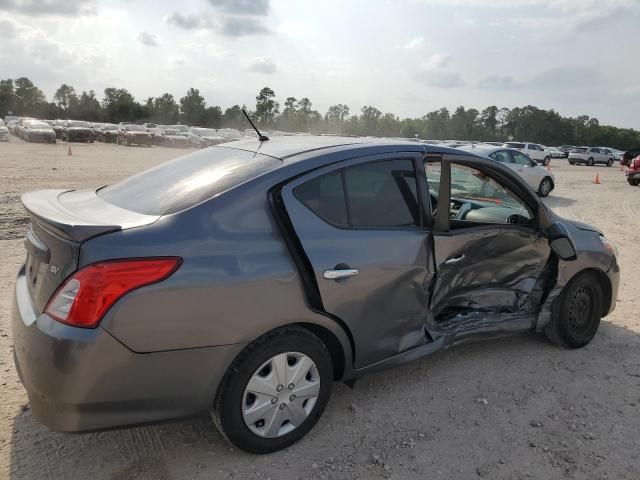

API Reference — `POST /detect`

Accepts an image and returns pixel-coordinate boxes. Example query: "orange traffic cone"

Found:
[67,144,72,156]
[593,173,600,184]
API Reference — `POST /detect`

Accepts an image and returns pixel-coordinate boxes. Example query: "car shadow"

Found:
[9,320,640,479]
[542,195,577,208]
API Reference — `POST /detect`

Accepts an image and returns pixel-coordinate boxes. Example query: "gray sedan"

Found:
[13,136,619,453]
[456,144,555,197]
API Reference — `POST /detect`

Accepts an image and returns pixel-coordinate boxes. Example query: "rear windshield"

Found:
[98,147,281,215]
[573,147,588,153]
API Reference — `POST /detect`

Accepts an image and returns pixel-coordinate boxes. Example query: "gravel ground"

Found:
[1,137,639,480]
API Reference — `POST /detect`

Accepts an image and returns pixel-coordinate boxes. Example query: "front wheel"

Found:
[543,156,551,166]
[538,177,553,197]
[545,272,603,348]
[213,327,333,454]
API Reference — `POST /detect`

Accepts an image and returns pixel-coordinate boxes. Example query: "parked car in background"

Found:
[95,123,119,143]
[117,123,152,146]
[22,121,56,143]
[16,117,37,139]
[606,148,622,162]
[503,142,551,165]
[568,147,614,166]
[621,148,640,166]
[626,154,640,186]
[51,120,64,139]
[457,144,555,197]
[558,145,575,158]
[218,128,243,141]
[541,145,564,159]
[12,136,619,454]
[0,120,9,141]
[187,127,226,147]
[483,141,505,147]
[6,120,19,136]
[142,123,157,133]
[168,124,191,135]
[153,127,189,147]
[62,120,94,143]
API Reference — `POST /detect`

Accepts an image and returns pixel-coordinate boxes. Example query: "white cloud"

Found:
[404,36,425,49]
[246,56,277,74]
[415,53,464,88]
[137,31,159,47]
[277,20,309,38]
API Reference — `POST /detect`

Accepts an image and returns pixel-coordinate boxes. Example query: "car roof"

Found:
[221,135,466,161]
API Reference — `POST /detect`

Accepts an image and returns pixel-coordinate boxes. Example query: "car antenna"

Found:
[242,109,269,142]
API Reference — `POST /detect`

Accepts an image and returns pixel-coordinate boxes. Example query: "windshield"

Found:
[98,147,281,215]
[29,123,51,129]
[164,129,180,135]
[125,124,145,131]
[68,121,89,127]
[103,124,118,129]
[169,125,190,133]
[504,142,525,149]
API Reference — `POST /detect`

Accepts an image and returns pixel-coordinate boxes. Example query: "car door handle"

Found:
[444,255,465,265]
[323,268,359,280]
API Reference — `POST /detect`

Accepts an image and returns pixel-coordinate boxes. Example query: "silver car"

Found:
[0,120,9,141]
[457,144,555,197]
[568,147,614,167]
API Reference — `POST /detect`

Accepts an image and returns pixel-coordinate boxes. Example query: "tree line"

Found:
[1,78,639,149]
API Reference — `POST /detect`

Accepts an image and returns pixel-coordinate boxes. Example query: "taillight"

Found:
[45,257,181,328]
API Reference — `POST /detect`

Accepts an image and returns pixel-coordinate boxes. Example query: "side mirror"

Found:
[548,222,577,261]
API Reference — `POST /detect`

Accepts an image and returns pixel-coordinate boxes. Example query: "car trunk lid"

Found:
[21,189,159,313]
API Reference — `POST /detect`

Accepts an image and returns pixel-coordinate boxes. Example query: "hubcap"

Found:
[242,352,320,438]
[541,180,551,195]
[568,287,593,335]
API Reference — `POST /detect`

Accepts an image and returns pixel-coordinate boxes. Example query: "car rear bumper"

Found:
[12,266,244,432]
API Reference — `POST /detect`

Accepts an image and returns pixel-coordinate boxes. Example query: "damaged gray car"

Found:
[12,136,619,453]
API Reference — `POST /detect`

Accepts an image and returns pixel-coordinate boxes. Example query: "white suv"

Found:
[503,142,551,166]
[568,147,614,167]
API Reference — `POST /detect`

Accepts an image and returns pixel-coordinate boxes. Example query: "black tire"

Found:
[538,177,553,197]
[545,272,603,348]
[628,177,640,187]
[543,156,551,166]
[607,159,613,167]
[569,160,575,165]
[213,326,333,454]
[587,157,594,166]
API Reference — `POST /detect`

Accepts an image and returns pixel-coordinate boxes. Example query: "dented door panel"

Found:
[430,226,550,324]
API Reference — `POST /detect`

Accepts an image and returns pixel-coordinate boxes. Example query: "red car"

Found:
[627,154,640,186]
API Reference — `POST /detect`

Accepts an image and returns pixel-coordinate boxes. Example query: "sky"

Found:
[1,0,639,129]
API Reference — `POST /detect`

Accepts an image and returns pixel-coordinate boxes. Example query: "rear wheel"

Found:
[628,177,640,187]
[543,156,551,166]
[213,327,333,453]
[538,177,553,197]
[607,158,613,167]
[545,272,603,348]
[587,157,594,166]
[569,160,575,165]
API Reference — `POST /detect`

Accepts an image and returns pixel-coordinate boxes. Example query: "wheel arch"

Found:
[562,267,612,318]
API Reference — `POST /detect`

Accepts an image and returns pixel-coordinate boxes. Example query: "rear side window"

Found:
[98,147,281,215]
[489,150,511,163]
[294,171,348,226]
[294,159,419,229]
[345,160,418,228]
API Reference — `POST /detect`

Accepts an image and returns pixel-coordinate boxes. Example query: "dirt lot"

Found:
[1,137,639,480]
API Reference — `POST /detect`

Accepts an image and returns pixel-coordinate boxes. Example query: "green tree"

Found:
[223,105,245,129]
[102,88,143,122]
[13,77,47,116]
[53,84,77,113]
[75,90,102,120]
[255,87,279,127]
[150,93,180,123]
[179,88,206,125]
[0,79,15,116]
